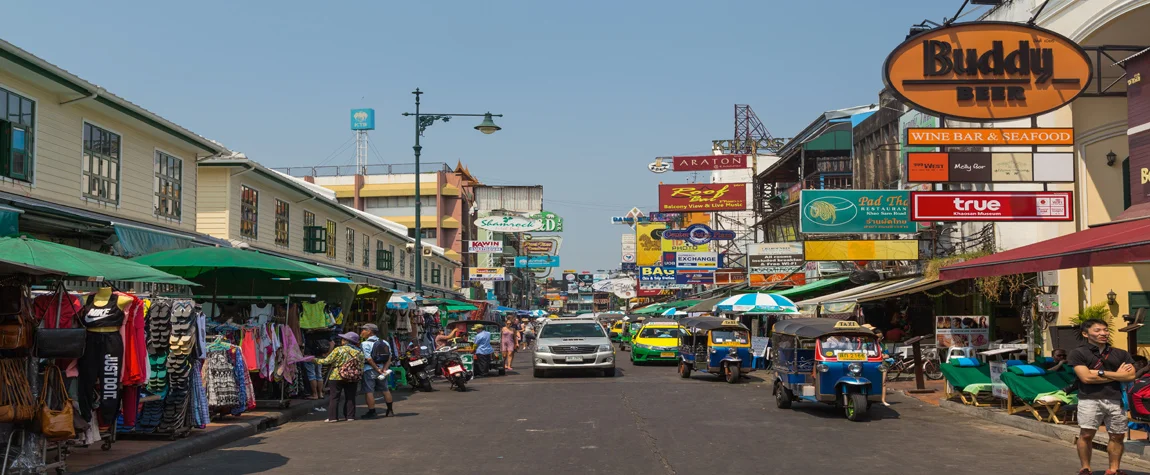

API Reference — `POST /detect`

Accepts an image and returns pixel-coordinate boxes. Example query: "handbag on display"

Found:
[33,282,86,359]
[37,365,76,441]
[0,285,34,350]
[0,358,36,423]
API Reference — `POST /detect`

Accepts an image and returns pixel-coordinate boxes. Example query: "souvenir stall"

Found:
[348,286,393,333]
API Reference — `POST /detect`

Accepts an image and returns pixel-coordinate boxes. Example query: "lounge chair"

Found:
[1000,365,1077,423]
[939,361,994,406]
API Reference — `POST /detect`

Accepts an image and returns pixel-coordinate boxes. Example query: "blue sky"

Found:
[6,0,975,272]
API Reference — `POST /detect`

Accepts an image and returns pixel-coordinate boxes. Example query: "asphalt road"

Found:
[144,347,1150,475]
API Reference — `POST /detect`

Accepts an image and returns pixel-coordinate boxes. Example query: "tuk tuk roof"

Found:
[772,318,875,339]
[678,316,749,331]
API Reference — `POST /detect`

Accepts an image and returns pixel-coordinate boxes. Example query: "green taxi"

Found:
[629,321,681,365]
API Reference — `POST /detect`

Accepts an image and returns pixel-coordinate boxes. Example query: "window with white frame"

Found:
[154,151,182,219]
[274,199,289,247]
[399,249,407,276]
[82,122,121,203]
[325,219,337,259]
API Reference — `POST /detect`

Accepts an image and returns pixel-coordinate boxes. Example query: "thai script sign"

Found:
[800,190,914,234]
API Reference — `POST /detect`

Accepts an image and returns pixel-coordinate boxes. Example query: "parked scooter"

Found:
[435,344,471,392]
[402,342,435,392]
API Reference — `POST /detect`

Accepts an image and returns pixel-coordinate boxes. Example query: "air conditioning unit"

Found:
[422,248,433,257]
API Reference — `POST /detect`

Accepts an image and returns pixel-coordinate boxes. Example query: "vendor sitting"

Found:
[434,327,463,348]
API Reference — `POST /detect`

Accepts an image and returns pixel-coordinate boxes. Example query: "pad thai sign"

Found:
[658,183,748,212]
[800,190,915,234]
[883,22,1092,121]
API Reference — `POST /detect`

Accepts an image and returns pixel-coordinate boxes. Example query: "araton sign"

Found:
[476,215,543,232]
[883,22,1092,121]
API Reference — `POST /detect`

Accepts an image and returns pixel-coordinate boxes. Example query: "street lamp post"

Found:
[402,88,502,295]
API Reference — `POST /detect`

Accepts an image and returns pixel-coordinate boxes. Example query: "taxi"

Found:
[609,320,626,342]
[629,320,681,365]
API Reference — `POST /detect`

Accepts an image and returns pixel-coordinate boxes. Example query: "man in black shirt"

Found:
[1067,318,1136,475]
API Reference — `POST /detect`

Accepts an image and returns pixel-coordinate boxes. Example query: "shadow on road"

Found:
[177,449,289,474]
[788,401,901,421]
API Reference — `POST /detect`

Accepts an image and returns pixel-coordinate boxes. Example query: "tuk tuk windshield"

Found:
[710,329,749,345]
[818,335,880,357]
[639,327,679,339]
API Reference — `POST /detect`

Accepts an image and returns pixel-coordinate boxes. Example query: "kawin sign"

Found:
[883,22,1092,121]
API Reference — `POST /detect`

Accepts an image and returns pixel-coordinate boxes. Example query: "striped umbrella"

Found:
[713,293,798,314]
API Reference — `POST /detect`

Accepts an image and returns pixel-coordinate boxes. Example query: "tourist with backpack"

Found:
[316,331,365,422]
[1068,318,1136,475]
[360,323,394,419]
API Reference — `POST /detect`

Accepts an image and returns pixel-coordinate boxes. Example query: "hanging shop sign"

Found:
[468,267,507,281]
[906,128,1074,146]
[635,223,666,266]
[910,191,1073,222]
[675,252,719,269]
[883,22,1093,121]
[1126,54,1150,211]
[675,269,715,285]
[523,238,559,255]
[658,183,748,212]
[803,240,920,261]
[467,240,503,253]
[907,152,1074,183]
[899,110,939,190]
[638,266,677,284]
[611,207,649,227]
[661,224,736,245]
[671,154,749,172]
[530,210,564,232]
[714,269,748,285]
[779,182,803,207]
[476,215,543,232]
[648,212,682,222]
[649,157,670,173]
[621,262,638,272]
[935,315,991,349]
[683,212,711,227]
[747,243,804,274]
[800,190,915,234]
[514,255,560,268]
[749,273,806,288]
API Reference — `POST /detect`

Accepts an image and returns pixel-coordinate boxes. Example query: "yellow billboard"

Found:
[804,240,919,261]
[635,223,666,266]
[683,212,710,227]
[661,239,710,252]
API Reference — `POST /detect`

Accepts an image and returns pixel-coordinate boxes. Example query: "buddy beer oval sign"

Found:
[883,22,1092,121]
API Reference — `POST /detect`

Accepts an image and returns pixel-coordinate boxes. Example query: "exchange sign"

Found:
[675,252,719,269]
[800,190,915,234]
[658,183,748,212]
[910,191,1073,222]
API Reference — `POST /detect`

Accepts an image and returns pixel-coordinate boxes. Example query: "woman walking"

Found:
[502,320,517,371]
[315,332,365,422]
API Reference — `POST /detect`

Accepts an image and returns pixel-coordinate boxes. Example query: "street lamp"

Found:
[402,88,503,295]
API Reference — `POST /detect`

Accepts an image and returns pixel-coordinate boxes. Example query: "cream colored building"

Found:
[0,39,228,252]
[197,156,462,296]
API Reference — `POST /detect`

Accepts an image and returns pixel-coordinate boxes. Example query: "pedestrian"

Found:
[473,324,494,377]
[524,324,536,350]
[315,331,365,422]
[303,339,328,401]
[1068,318,1136,475]
[502,319,517,371]
[360,323,394,419]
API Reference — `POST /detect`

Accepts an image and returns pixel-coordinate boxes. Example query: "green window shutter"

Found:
[304,226,328,254]
[376,249,393,271]
[1132,292,1150,344]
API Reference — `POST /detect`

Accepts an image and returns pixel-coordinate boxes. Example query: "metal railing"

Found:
[273,162,453,177]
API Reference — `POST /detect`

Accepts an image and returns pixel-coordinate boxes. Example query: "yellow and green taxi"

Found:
[629,320,681,365]
[609,320,626,342]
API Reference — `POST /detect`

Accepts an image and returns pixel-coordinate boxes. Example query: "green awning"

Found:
[0,236,195,285]
[132,246,346,280]
[426,298,478,312]
[633,304,667,315]
[771,276,851,298]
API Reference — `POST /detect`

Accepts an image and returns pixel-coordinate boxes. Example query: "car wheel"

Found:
[533,369,544,378]
[774,382,792,409]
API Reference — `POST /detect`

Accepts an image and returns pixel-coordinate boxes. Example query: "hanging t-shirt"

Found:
[32,292,82,328]
[250,303,275,326]
[299,301,328,329]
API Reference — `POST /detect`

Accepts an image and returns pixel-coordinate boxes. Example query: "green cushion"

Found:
[962,383,994,394]
[1000,371,1072,401]
[940,362,991,389]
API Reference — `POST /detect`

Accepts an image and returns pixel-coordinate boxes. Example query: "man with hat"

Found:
[359,323,394,418]
[473,323,495,377]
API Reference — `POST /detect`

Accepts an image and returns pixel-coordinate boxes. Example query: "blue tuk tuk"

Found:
[770,319,883,421]
[677,316,754,383]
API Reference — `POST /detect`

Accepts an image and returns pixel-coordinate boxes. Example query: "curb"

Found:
[77,400,322,475]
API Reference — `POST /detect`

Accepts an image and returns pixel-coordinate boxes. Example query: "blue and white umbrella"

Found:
[387,295,415,310]
[661,307,686,317]
[714,293,798,314]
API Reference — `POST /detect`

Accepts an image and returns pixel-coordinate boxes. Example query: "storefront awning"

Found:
[794,279,911,318]
[771,276,850,299]
[112,222,193,257]
[0,204,22,237]
[939,218,1150,280]
[857,277,953,302]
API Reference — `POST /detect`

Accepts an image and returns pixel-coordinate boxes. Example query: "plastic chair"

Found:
[946,347,975,362]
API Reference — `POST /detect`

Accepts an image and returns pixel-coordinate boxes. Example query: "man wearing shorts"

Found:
[1068,318,1136,475]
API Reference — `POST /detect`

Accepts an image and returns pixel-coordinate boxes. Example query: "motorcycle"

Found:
[402,343,435,392]
[435,344,471,392]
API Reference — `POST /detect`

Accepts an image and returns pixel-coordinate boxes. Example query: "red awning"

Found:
[939,217,1150,280]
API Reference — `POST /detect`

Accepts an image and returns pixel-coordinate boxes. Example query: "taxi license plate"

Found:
[660,352,675,358]
[837,351,866,361]
[565,356,583,363]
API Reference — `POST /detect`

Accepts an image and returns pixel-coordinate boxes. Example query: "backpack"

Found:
[369,339,391,364]
[336,349,364,382]
[1128,376,1150,421]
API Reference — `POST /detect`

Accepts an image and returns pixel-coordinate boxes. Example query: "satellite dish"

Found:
[849,270,880,285]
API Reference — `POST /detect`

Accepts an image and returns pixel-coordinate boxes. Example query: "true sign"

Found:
[467,241,502,253]
[910,191,1073,222]
[883,22,1093,121]
[671,154,749,172]
[658,183,748,212]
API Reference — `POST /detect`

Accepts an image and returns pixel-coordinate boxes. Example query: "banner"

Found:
[906,128,1074,146]
[800,190,915,234]
[467,241,502,253]
[907,152,1073,183]
[514,255,560,268]
[469,268,506,281]
[637,266,676,285]
[671,154,748,172]
[749,273,806,287]
[675,269,714,285]
[636,223,666,266]
[658,183,748,212]
[804,240,919,261]
[910,192,1072,221]
[621,233,636,263]
[935,315,990,349]
[675,252,719,269]
[747,243,804,274]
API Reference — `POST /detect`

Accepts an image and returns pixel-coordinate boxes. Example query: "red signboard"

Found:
[658,183,748,212]
[910,191,1073,222]
[671,154,748,172]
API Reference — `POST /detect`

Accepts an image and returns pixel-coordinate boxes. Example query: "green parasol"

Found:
[0,236,195,285]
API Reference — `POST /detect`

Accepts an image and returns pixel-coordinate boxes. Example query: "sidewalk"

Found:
[70,399,323,475]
